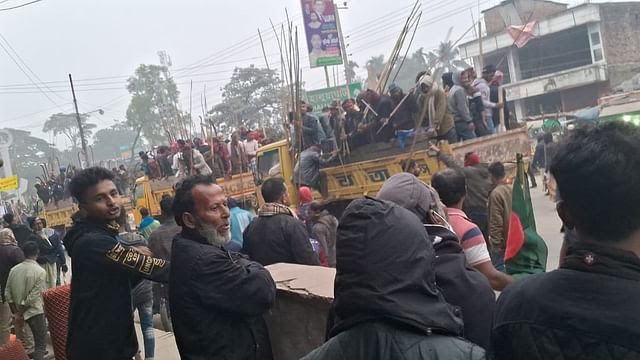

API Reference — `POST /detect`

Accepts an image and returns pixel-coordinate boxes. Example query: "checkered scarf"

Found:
[258,203,298,219]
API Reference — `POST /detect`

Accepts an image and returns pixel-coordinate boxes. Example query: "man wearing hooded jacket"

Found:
[303,198,485,359]
[377,173,495,349]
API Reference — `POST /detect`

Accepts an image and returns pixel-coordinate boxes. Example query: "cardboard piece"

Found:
[265,263,336,360]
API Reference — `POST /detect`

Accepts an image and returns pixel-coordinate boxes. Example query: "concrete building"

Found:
[459,0,640,119]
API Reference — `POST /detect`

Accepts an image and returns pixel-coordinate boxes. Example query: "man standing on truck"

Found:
[389,84,419,150]
[448,71,476,141]
[293,144,337,199]
[418,74,457,144]
[473,64,504,135]
[63,167,169,360]
[243,178,320,266]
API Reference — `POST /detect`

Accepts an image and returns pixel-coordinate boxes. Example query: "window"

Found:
[593,48,603,62]
[590,32,601,46]
[257,149,281,181]
[133,184,144,202]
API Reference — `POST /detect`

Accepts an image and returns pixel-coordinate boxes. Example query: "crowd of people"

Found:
[138,128,268,182]
[0,120,637,360]
[289,65,511,159]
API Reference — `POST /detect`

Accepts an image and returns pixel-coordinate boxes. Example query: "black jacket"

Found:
[170,230,276,360]
[9,223,32,247]
[428,224,495,349]
[492,241,640,360]
[0,243,24,303]
[242,212,319,266]
[33,232,57,265]
[311,198,484,360]
[63,218,169,360]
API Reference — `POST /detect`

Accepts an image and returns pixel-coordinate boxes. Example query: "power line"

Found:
[0,36,67,110]
[0,0,42,11]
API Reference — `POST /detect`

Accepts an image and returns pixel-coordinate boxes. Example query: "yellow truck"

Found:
[130,172,257,225]
[39,196,133,233]
[255,127,532,208]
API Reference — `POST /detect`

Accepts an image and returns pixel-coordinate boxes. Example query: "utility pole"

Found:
[69,74,89,168]
[335,2,351,97]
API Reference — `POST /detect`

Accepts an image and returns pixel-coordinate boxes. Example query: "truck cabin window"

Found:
[257,149,281,181]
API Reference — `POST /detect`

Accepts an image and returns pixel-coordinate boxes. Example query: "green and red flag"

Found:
[505,153,548,278]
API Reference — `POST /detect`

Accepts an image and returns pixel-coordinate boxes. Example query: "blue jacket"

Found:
[229,207,254,248]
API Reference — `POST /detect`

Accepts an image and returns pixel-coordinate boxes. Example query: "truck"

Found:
[130,171,257,225]
[255,127,531,212]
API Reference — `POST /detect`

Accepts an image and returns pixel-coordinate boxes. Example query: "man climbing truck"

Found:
[255,127,531,206]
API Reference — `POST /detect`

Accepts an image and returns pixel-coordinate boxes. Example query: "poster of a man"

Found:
[301,0,343,68]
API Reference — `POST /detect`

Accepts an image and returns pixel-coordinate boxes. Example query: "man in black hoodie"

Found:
[377,173,495,349]
[303,198,485,359]
[493,122,640,359]
[63,167,169,360]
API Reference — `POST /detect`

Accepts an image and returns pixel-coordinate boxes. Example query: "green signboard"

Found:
[305,83,362,112]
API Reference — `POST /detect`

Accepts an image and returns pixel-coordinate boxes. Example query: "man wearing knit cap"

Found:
[377,173,496,349]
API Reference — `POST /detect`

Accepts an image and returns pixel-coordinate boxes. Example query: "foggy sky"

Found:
[0,0,590,148]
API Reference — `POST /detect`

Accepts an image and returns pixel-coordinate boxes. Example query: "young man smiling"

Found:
[63,167,169,360]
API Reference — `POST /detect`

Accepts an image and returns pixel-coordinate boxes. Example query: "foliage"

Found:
[42,113,97,151]
[209,65,281,135]
[126,64,181,144]
[3,128,53,185]
[345,60,361,84]
[364,43,470,92]
[91,121,142,161]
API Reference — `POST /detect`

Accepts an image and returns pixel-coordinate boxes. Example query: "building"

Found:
[458,0,640,119]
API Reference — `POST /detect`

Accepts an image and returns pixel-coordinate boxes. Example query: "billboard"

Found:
[305,83,362,112]
[301,0,343,68]
[0,175,18,192]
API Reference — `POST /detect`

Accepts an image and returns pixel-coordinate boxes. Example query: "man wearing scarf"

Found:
[242,178,319,266]
[493,122,640,359]
[418,74,456,144]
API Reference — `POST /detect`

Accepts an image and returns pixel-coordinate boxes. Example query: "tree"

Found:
[91,121,142,162]
[42,113,96,151]
[345,60,361,84]
[426,40,471,84]
[210,65,281,133]
[126,64,182,144]
[3,128,53,185]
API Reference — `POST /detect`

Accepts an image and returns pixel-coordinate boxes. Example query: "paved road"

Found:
[529,175,563,270]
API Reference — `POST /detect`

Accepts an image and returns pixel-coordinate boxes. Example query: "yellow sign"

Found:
[0,175,18,191]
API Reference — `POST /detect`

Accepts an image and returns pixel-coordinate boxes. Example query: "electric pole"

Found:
[69,74,89,168]
[335,2,352,97]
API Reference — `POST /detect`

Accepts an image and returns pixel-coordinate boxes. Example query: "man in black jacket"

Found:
[170,175,276,360]
[243,177,319,266]
[377,173,495,349]
[3,213,32,247]
[303,198,485,359]
[63,167,169,360]
[492,122,640,360]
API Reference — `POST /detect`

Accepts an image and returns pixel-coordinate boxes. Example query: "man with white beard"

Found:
[169,175,277,360]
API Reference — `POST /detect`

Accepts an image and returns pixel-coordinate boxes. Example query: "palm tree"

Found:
[425,40,470,84]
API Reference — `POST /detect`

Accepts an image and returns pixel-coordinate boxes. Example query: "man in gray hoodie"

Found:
[448,71,476,141]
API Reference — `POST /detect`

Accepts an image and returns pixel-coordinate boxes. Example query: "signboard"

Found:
[301,0,343,68]
[0,175,18,192]
[306,83,362,112]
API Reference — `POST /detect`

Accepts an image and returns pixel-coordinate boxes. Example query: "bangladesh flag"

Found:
[504,153,548,278]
